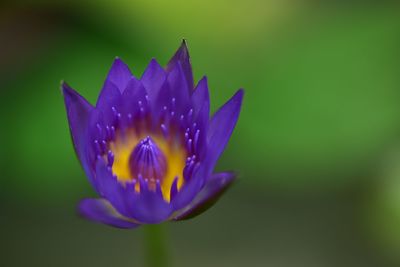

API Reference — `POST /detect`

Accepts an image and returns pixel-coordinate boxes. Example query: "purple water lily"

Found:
[62,41,244,228]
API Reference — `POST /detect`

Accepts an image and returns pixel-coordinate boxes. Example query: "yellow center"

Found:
[108,128,186,202]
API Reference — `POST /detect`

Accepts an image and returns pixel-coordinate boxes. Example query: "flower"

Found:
[62,41,244,228]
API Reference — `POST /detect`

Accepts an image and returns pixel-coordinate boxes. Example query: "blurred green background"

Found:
[1,1,400,266]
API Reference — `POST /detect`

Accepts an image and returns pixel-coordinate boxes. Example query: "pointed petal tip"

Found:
[179,40,189,55]
[61,80,91,115]
[180,38,188,49]
[235,88,245,99]
[219,171,237,184]
[61,81,79,100]
[60,80,68,91]
[195,76,209,92]
[105,57,133,93]
[112,56,128,67]
[198,75,208,83]
[60,80,67,93]
[169,40,191,65]
[142,58,164,74]
[110,56,130,71]
[167,40,194,91]
[221,88,244,112]
[229,88,245,109]
[149,57,163,67]
[141,58,165,81]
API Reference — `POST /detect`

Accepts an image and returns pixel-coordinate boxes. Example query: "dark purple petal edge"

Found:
[78,198,140,229]
[173,172,236,220]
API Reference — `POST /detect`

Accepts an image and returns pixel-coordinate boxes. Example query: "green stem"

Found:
[143,224,170,267]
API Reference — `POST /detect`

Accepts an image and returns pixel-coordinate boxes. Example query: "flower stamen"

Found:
[129,136,167,182]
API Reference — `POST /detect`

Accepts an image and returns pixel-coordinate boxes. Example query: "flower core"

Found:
[107,128,187,202]
[129,136,167,181]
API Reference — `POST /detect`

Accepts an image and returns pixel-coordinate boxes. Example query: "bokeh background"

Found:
[1,1,400,266]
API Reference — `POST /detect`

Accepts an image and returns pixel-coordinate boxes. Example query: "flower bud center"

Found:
[129,136,167,180]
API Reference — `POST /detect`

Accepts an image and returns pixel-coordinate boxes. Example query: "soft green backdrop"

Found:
[1,1,400,266]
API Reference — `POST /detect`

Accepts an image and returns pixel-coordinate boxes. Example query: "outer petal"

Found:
[78,198,140,229]
[167,62,190,113]
[171,163,207,210]
[95,159,133,218]
[121,77,149,121]
[106,57,134,93]
[96,80,122,125]
[191,76,210,119]
[166,40,194,92]
[128,178,173,224]
[206,89,244,171]
[62,82,94,181]
[173,172,235,220]
[95,160,172,224]
[141,59,166,104]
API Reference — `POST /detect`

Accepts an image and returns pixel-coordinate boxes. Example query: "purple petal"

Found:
[167,62,190,113]
[86,108,106,142]
[141,59,166,104]
[166,40,194,92]
[96,80,121,108]
[174,172,235,220]
[62,82,94,181]
[96,80,122,125]
[171,163,207,210]
[149,64,201,129]
[78,198,140,229]
[128,180,172,224]
[95,159,133,218]
[95,160,172,224]
[206,89,244,170]
[191,79,210,159]
[84,109,107,193]
[191,76,210,119]
[106,57,134,93]
[192,103,209,159]
[121,77,148,119]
